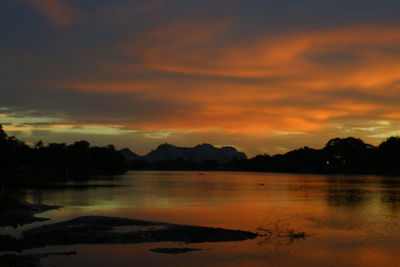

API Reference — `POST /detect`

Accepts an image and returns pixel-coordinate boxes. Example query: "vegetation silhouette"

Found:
[2,124,400,179]
[127,136,400,175]
[0,124,126,186]
[233,137,400,175]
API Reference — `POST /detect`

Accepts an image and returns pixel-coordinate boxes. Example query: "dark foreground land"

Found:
[0,196,258,266]
[2,215,258,252]
[0,194,60,227]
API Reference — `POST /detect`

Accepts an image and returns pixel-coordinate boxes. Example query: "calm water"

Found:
[6,171,400,266]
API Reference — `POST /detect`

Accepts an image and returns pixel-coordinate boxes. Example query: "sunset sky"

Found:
[2,0,400,156]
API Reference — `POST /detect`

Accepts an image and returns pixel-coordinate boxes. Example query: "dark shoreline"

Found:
[1,215,258,252]
[0,194,61,228]
[0,196,258,266]
[0,215,258,266]
[142,169,400,177]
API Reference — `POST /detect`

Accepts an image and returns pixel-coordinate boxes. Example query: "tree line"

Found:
[0,124,126,184]
[128,136,400,175]
[2,123,400,179]
[226,136,400,175]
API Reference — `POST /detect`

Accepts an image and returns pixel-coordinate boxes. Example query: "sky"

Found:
[1,0,400,156]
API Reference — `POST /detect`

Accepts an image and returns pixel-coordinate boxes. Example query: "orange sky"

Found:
[1,0,400,156]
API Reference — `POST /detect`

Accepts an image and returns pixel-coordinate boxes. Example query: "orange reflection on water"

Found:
[22,171,400,266]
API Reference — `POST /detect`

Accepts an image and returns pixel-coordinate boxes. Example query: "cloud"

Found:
[119,25,400,89]
[28,0,79,27]
[3,2,400,156]
[5,24,400,139]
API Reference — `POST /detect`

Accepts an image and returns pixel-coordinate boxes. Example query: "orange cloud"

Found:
[26,20,400,149]
[112,23,400,130]
[28,0,78,27]
[7,3,400,156]
[119,24,400,91]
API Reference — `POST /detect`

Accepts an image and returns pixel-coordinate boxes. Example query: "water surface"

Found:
[6,171,400,266]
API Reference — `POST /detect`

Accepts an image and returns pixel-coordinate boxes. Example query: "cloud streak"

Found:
[2,1,400,155]
[28,0,79,27]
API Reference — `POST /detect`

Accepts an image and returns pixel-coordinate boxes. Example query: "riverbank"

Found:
[2,215,258,252]
[0,194,61,227]
[0,195,259,266]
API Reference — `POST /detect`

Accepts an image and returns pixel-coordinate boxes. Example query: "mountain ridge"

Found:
[120,143,247,163]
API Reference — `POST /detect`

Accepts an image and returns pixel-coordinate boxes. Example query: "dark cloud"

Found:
[306,51,361,65]
[2,0,400,155]
[0,86,196,124]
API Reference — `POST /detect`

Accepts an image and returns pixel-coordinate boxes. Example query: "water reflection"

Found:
[325,188,371,207]
[323,175,400,211]
[10,171,400,266]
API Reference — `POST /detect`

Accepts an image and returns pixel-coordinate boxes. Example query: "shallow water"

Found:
[5,171,400,266]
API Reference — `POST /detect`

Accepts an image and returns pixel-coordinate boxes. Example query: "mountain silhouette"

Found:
[120,143,247,163]
[119,148,141,162]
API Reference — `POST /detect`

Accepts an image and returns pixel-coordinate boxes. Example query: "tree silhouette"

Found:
[0,124,7,140]
[0,125,127,184]
[377,137,400,173]
[3,122,400,179]
[34,140,44,149]
[321,137,375,172]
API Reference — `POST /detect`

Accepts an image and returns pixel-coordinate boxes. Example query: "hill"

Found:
[120,143,247,164]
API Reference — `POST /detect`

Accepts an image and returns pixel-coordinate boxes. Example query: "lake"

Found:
[6,171,400,266]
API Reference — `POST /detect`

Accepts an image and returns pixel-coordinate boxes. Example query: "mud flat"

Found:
[0,194,60,227]
[0,198,258,266]
[1,215,258,252]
